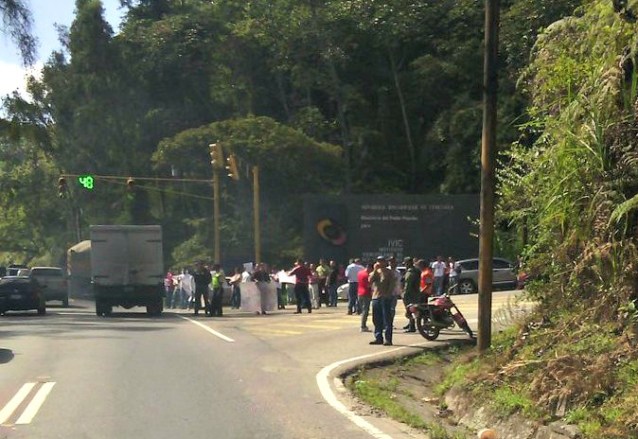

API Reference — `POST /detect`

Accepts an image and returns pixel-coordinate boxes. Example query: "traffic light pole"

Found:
[253,166,261,264]
[213,163,221,263]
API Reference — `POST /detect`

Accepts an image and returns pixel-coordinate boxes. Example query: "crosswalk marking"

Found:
[0,381,55,426]
[0,383,35,424]
[16,382,56,424]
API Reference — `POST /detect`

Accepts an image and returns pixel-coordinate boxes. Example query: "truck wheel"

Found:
[96,300,111,317]
[146,300,163,316]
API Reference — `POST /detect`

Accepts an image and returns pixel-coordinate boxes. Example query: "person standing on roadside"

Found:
[192,262,212,316]
[229,267,242,309]
[288,258,313,314]
[431,256,446,296]
[315,259,330,308]
[252,263,271,315]
[402,257,421,333]
[448,257,459,295]
[368,256,397,346]
[345,258,364,315]
[357,261,374,332]
[180,268,195,309]
[164,271,175,309]
[419,259,434,299]
[326,260,339,307]
[209,263,225,317]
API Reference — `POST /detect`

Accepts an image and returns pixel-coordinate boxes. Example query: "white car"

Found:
[336,265,406,300]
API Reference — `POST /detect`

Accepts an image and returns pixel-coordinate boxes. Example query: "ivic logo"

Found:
[316,218,347,246]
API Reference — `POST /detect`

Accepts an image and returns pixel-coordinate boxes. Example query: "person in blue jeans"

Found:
[326,260,339,307]
[368,256,397,346]
[345,258,364,315]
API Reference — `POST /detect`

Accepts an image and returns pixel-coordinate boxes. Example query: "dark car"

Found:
[455,257,518,294]
[0,276,46,315]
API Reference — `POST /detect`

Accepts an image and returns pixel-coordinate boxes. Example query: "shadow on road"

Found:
[0,348,14,364]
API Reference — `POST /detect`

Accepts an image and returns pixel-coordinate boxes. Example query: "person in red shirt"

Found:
[357,261,374,332]
[288,258,313,314]
[418,259,434,300]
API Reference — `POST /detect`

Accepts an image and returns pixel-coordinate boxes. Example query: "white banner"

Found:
[240,282,277,313]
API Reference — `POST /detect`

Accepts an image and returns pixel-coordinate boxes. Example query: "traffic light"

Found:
[126,177,135,191]
[209,143,223,169]
[226,154,240,180]
[57,177,67,198]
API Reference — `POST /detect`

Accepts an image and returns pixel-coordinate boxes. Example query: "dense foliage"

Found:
[0,0,581,268]
[469,1,638,436]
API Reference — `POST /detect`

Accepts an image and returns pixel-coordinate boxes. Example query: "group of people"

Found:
[162,255,460,343]
[163,261,228,316]
[343,255,461,346]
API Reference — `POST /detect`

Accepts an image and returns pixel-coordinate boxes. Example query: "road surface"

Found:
[0,290,530,438]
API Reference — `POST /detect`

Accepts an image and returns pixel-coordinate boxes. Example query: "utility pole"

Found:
[478,0,500,352]
[253,166,261,264]
[209,143,222,262]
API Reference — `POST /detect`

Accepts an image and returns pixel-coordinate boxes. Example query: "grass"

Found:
[347,350,469,439]
[346,304,638,439]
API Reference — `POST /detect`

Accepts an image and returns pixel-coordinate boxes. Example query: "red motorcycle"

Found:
[407,293,474,341]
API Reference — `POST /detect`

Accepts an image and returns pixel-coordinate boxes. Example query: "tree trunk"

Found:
[389,49,416,192]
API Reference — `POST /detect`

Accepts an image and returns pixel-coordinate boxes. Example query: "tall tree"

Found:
[1,0,37,64]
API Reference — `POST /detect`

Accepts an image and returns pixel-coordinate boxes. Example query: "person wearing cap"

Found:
[402,257,421,333]
[345,258,364,315]
[368,256,397,346]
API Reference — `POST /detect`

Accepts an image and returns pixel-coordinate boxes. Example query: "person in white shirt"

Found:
[241,267,252,283]
[344,258,364,315]
[431,256,447,296]
[180,268,195,309]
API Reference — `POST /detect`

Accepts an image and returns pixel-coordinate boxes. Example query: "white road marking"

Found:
[178,315,235,342]
[0,382,35,424]
[15,382,56,424]
[316,343,428,439]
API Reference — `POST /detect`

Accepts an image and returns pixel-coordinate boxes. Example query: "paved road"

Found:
[0,290,529,439]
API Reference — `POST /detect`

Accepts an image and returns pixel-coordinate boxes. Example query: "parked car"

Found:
[336,265,406,300]
[30,267,69,306]
[0,276,46,315]
[454,257,518,294]
[6,264,29,277]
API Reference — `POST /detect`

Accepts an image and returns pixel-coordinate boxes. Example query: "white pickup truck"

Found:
[30,266,68,306]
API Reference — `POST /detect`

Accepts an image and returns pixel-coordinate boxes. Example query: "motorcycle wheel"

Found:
[416,314,440,340]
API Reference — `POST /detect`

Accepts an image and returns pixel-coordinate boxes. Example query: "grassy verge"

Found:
[346,347,471,439]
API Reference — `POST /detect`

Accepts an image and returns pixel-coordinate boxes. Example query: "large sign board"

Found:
[303,194,479,263]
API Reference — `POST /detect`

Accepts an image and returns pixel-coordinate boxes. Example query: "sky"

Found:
[0,0,124,99]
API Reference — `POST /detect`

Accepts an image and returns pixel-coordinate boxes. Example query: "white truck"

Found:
[90,225,164,316]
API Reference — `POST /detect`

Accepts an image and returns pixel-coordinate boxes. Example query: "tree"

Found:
[1,0,37,64]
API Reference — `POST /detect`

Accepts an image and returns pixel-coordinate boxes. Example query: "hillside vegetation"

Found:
[448,1,638,437]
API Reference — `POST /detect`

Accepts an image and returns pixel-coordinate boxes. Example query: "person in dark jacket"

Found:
[402,257,422,333]
[192,262,212,316]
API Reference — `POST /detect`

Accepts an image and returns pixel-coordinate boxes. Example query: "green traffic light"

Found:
[78,175,94,190]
